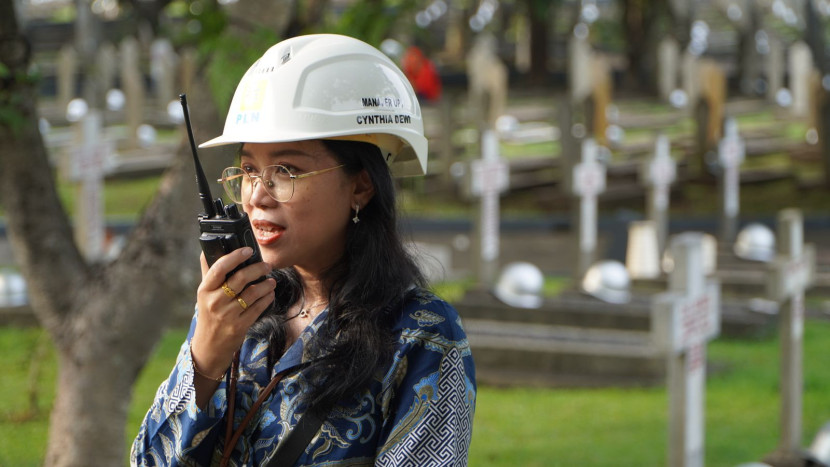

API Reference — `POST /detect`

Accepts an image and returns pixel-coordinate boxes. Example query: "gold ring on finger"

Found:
[221,282,237,298]
[237,297,249,311]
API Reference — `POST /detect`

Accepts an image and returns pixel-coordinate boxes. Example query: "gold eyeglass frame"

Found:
[218,164,345,203]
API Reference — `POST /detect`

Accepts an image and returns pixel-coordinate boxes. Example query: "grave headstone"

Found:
[652,233,721,467]
[438,93,457,188]
[766,35,784,103]
[658,37,680,102]
[179,47,197,95]
[558,100,581,191]
[568,25,612,145]
[96,42,117,93]
[626,220,661,280]
[789,41,813,118]
[766,209,815,461]
[640,134,677,252]
[466,34,508,130]
[569,25,593,104]
[696,60,726,158]
[589,57,612,147]
[571,138,606,278]
[120,36,144,149]
[514,15,531,73]
[717,118,745,243]
[808,71,825,149]
[150,38,178,108]
[57,44,77,110]
[442,7,465,65]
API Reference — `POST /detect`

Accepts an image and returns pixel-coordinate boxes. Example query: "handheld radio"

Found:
[180,94,264,279]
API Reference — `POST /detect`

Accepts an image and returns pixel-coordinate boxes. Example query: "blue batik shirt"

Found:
[131,289,476,466]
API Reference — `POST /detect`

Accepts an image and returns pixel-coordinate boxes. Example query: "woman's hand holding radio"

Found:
[191,247,275,393]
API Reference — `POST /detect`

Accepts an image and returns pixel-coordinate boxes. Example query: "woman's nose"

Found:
[248,177,276,206]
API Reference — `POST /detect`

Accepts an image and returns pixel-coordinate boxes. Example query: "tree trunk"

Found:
[45,351,136,464]
[36,150,201,465]
[805,0,827,74]
[622,0,646,91]
[622,0,668,94]
[524,0,550,87]
[281,0,330,38]
[0,1,229,464]
[668,0,694,50]
[736,3,762,95]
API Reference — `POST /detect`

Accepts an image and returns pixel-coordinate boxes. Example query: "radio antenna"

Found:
[180,94,217,218]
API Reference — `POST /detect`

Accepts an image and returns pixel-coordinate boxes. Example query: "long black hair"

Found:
[248,139,426,412]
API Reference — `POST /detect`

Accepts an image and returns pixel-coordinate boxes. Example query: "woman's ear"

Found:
[352,169,375,207]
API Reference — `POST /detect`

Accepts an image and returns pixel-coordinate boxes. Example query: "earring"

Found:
[352,204,360,224]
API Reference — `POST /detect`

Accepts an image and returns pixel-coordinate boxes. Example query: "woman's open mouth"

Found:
[252,220,284,245]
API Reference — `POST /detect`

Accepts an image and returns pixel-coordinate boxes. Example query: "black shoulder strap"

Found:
[265,407,329,467]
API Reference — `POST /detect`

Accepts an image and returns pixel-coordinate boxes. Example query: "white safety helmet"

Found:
[662,232,718,275]
[581,260,631,304]
[200,34,428,177]
[734,223,775,262]
[493,262,544,309]
[809,421,830,465]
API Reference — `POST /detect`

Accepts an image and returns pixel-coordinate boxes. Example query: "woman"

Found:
[132,34,475,466]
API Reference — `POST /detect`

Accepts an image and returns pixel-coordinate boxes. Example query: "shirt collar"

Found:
[271,308,329,375]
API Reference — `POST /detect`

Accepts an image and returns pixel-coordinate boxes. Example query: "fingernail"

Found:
[242,247,253,257]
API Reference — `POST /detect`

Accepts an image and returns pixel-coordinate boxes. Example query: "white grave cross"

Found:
[641,134,677,251]
[572,138,606,276]
[652,233,721,467]
[766,209,815,455]
[718,118,745,242]
[471,129,509,285]
[69,111,109,261]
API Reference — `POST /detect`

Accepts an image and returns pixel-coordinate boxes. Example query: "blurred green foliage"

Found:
[0,64,41,136]
[160,0,279,113]
[332,0,419,47]
[203,28,281,113]
[157,0,426,116]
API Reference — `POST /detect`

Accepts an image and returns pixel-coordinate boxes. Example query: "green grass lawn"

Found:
[2,320,830,466]
[56,175,162,220]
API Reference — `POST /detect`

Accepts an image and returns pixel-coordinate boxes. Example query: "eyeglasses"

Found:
[218,164,345,203]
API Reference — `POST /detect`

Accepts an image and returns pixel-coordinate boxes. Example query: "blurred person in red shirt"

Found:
[401,46,442,102]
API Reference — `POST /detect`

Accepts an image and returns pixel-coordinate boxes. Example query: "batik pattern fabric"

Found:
[131,289,476,466]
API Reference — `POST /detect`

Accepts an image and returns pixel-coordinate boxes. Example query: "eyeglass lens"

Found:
[221,166,294,203]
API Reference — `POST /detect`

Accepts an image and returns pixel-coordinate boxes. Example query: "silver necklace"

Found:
[285,298,326,321]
